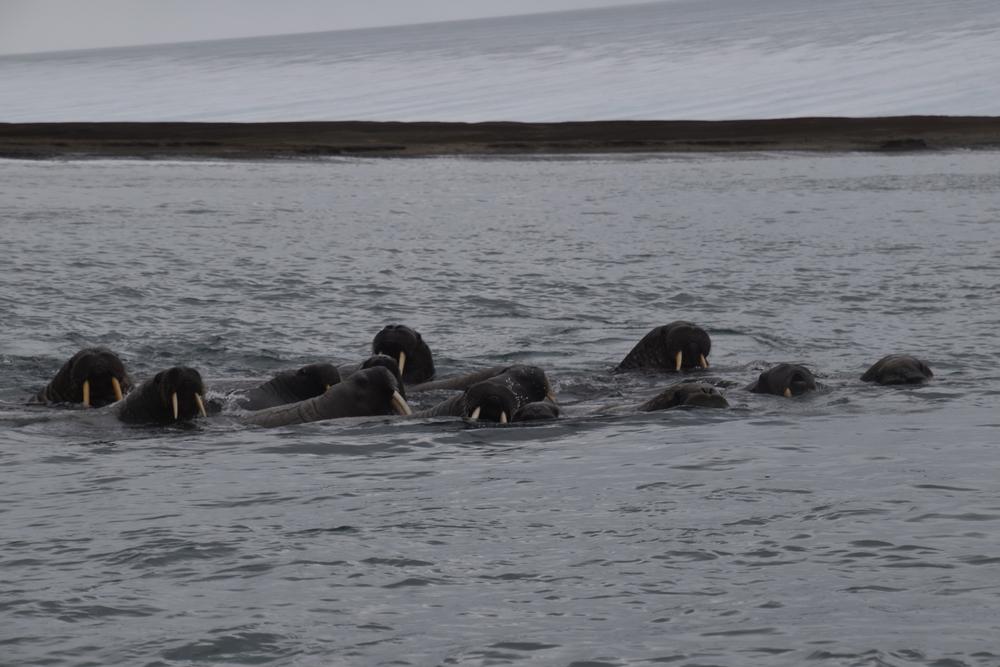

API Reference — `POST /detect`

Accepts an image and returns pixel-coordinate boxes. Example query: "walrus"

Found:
[638,381,729,411]
[413,365,558,423]
[237,363,341,410]
[243,366,411,428]
[616,322,711,372]
[748,363,817,397]
[861,354,933,385]
[32,347,132,407]
[116,366,208,424]
[371,324,435,385]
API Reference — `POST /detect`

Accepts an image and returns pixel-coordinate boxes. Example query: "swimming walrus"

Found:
[243,366,411,427]
[616,321,712,372]
[32,347,132,408]
[413,365,558,423]
[861,354,933,385]
[748,363,817,397]
[237,363,341,410]
[371,324,435,385]
[116,366,208,424]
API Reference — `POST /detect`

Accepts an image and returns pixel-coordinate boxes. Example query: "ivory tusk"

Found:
[499,411,508,424]
[699,354,709,369]
[674,350,683,371]
[194,393,207,418]
[783,388,792,398]
[391,390,412,416]
[469,406,481,421]
[398,350,407,376]
[111,377,124,402]
[171,392,179,420]
[82,379,91,407]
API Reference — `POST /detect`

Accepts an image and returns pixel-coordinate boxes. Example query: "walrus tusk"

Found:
[82,380,91,407]
[391,391,412,416]
[194,394,207,418]
[783,387,792,398]
[171,392,179,420]
[111,377,124,402]
[398,351,406,376]
[674,350,683,371]
[699,354,709,369]
[499,411,508,424]
[469,406,481,421]
[546,390,558,403]
[325,384,332,392]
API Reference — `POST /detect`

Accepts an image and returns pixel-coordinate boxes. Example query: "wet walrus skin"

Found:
[238,363,341,410]
[371,324,435,385]
[861,354,933,385]
[359,354,407,397]
[116,366,208,424]
[638,381,729,411]
[616,322,712,372]
[748,363,817,397]
[413,365,558,423]
[243,366,411,427]
[33,347,132,407]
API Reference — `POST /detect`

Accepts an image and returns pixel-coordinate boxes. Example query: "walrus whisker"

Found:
[391,391,412,416]
[82,379,91,407]
[111,377,124,402]
[171,392,179,420]
[194,394,207,418]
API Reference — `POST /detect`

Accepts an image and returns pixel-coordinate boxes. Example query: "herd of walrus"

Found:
[26,321,934,427]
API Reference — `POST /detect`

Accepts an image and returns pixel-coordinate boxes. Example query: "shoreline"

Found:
[2,116,1000,160]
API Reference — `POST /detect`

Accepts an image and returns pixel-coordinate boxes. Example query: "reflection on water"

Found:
[2,152,1000,666]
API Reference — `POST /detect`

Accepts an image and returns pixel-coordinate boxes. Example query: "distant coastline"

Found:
[2,116,999,160]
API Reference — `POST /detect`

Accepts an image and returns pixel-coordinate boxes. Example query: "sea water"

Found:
[2,0,1000,122]
[2,152,999,665]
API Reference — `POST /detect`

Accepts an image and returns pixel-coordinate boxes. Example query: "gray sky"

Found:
[0,0,656,55]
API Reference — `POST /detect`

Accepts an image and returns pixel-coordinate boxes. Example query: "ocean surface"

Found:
[2,0,1000,122]
[2,151,999,665]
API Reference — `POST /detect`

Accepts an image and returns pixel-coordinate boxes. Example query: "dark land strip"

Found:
[2,116,999,160]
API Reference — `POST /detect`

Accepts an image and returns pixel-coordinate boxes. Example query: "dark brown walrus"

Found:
[616,321,712,372]
[32,347,132,408]
[861,354,933,385]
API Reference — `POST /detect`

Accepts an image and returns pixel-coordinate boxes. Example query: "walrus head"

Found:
[462,365,557,424]
[749,363,817,397]
[336,365,411,418]
[36,347,133,407]
[512,401,561,421]
[117,366,208,424]
[639,381,729,411]
[371,324,435,385]
[616,321,712,372]
[861,354,933,385]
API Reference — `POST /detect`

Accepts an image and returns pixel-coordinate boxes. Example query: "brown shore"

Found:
[2,116,1000,160]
